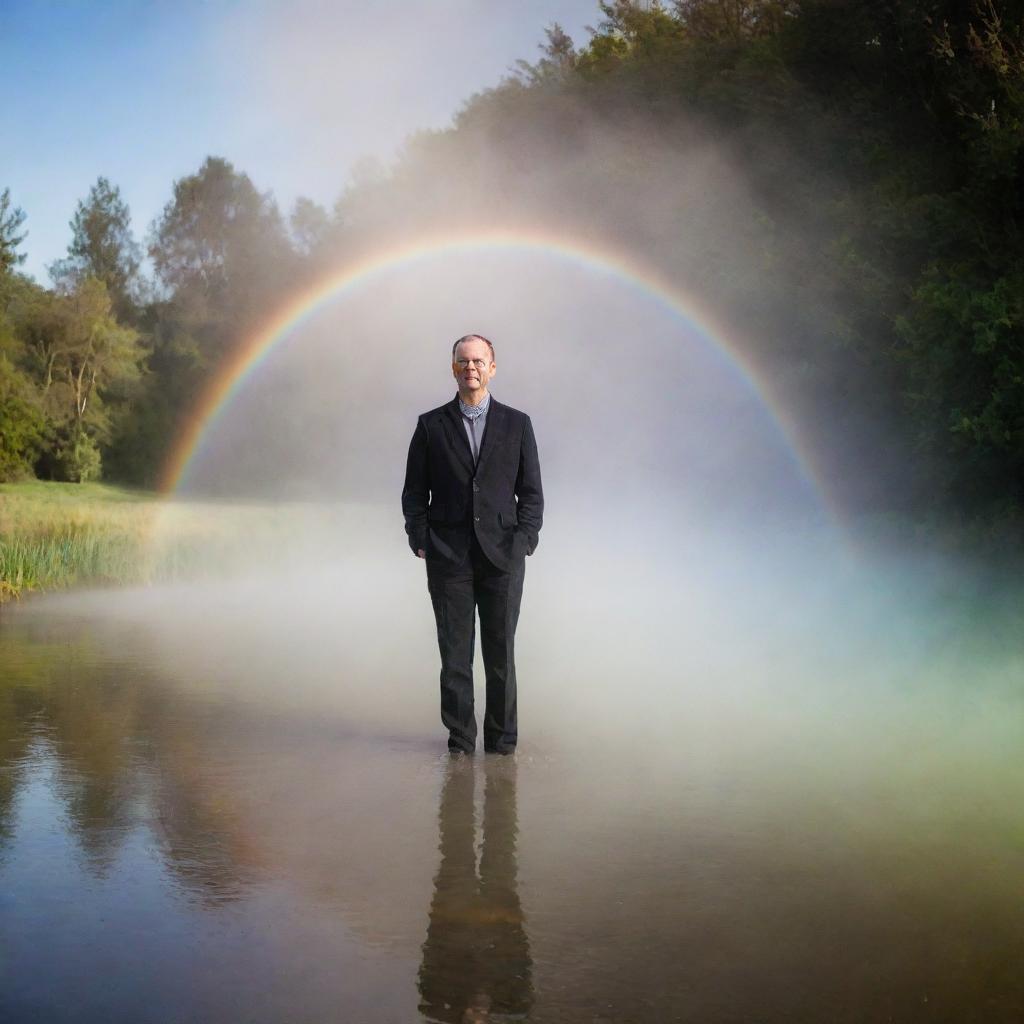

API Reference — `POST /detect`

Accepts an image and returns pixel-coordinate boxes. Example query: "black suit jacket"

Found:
[402,396,543,571]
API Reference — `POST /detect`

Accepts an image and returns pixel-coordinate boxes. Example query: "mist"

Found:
[10,488,1022,1019]
[129,10,1024,944]
[5,4,1024,1020]
[169,42,914,530]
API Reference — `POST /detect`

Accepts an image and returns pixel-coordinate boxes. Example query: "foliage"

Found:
[0,355,48,481]
[514,23,578,84]
[490,0,1024,536]
[290,196,331,258]
[148,156,295,358]
[49,177,143,323]
[17,277,142,448]
[1,267,143,483]
[674,0,801,42]
[50,427,103,483]
[0,188,28,275]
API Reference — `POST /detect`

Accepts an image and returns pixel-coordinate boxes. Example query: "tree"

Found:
[887,1,1024,517]
[514,23,578,84]
[289,196,330,258]
[56,278,140,432]
[102,298,204,486]
[673,0,800,42]
[148,156,294,358]
[50,177,142,322]
[115,158,297,482]
[19,277,143,481]
[0,355,47,481]
[573,2,687,82]
[0,188,27,275]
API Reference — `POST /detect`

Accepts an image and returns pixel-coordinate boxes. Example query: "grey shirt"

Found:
[458,392,490,465]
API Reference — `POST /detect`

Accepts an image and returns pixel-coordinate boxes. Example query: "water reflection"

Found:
[3,579,1024,1022]
[0,624,255,899]
[419,758,532,1023]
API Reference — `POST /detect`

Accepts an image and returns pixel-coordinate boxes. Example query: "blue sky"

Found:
[2,0,602,283]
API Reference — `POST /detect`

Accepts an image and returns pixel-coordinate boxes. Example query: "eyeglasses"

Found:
[455,358,489,370]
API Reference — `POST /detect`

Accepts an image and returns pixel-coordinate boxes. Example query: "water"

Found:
[2,530,1023,1022]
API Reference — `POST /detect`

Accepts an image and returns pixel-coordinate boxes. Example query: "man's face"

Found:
[452,338,496,394]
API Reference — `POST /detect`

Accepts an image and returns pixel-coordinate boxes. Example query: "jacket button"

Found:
[474,516,480,522]
[472,482,479,491]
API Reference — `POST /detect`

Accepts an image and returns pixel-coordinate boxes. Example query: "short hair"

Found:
[452,334,495,362]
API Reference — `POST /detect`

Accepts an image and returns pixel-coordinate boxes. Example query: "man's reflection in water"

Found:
[418,757,533,1023]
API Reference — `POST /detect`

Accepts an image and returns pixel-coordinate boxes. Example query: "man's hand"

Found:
[417,549,426,558]
[513,414,544,554]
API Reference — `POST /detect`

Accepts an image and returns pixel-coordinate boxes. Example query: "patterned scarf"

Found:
[458,393,490,420]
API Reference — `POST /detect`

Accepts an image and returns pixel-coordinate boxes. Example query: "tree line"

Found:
[0,158,299,484]
[1,0,1022,542]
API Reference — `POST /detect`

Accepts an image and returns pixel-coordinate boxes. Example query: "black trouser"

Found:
[426,532,525,753]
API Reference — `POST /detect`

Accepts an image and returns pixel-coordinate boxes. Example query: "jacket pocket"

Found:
[498,509,518,528]
[428,504,447,523]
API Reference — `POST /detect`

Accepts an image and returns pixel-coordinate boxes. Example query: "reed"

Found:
[0,481,339,602]
[0,482,157,601]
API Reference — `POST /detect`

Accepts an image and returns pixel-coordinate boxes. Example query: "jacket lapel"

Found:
[442,395,505,476]
[473,398,505,475]
[443,397,476,475]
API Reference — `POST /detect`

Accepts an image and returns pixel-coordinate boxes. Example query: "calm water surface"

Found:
[1,580,1023,1023]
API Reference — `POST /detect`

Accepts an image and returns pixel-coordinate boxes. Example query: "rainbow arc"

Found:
[159,226,836,525]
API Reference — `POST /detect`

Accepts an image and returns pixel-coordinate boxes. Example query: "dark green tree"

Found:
[0,356,48,481]
[49,177,143,323]
[0,188,27,275]
[673,0,800,42]
[148,156,294,359]
[514,23,578,84]
[106,157,297,485]
[0,275,51,480]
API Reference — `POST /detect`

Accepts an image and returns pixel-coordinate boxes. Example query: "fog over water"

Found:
[3,505,1023,1020]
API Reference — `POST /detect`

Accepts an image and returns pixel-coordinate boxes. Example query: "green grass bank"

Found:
[0,481,162,602]
[0,481,359,604]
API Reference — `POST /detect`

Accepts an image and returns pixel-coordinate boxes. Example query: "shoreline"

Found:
[0,482,385,603]
[0,481,160,603]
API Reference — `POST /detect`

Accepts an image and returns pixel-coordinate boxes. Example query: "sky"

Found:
[2,0,602,283]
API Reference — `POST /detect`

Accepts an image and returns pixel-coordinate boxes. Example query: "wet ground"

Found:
[2,549,1023,1022]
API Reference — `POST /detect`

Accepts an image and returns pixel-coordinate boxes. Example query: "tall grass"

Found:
[0,481,348,603]
[0,482,157,602]
[0,529,143,591]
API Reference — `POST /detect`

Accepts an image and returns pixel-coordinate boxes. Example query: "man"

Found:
[402,334,543,755]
